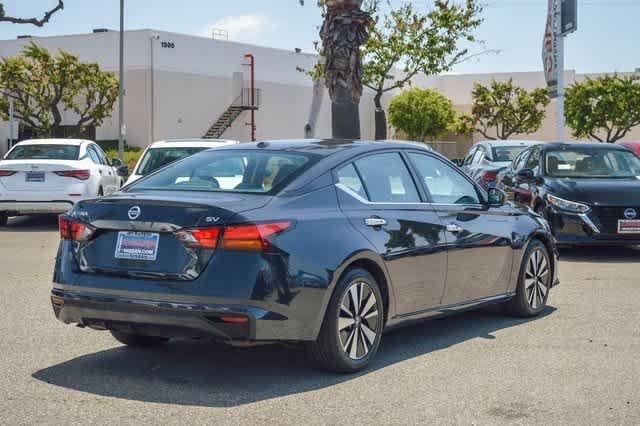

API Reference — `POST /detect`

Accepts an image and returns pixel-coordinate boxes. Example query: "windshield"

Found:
[136,147,208,175]
[545,149,640,178]
[492,146,530,162]
[128,150,320,194]
[5,144,80,160]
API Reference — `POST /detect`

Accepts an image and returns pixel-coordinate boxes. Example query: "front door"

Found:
[406,152,514,305]
[335,152,447,315]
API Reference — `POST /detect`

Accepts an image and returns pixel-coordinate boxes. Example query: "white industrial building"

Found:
[0,29,638,157]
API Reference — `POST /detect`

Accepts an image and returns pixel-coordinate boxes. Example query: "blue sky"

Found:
[0,0,638,74]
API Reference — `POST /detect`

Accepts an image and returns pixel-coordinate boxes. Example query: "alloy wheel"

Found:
[338,281,380,360]
[525,249,550,309]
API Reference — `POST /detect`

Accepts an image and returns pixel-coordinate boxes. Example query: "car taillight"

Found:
[0,170,16,177]
[174,227,222,249]
[480,170,498,189]
[174,221,292,251]
[54,170,90,180]
[59,215,96,241]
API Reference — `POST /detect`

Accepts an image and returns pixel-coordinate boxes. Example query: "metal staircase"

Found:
[203,88,261,139]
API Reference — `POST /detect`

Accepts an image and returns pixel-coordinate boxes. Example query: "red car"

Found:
[618,141,640,156]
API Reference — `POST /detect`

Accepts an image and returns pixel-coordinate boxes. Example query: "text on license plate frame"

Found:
[618,220,640,234]
[114,231,160,261]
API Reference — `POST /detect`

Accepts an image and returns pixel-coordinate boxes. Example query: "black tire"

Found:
[307,268,384,373]
[504,239,552,318]
[0,213,7,227]
[110,330,169,347]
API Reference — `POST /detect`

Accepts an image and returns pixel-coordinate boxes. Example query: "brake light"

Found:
[59,215,96,241]
[174,227,221,249]
[221,222,292,251]
[54,170,90,180]
[0,170,16,177]
[174,221,292,251]
[480,170,498,189]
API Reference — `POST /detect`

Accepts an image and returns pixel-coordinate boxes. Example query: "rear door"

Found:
[93,144,119,193]
[87,144,116,195]
[406,152,514,304]
[335,152,447,315]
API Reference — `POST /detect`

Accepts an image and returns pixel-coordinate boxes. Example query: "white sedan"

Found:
[0,139,125,226]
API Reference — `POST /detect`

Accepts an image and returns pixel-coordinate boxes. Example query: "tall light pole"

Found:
[117,0,125,161]
[8,97,14,149]
[149,34,159,144]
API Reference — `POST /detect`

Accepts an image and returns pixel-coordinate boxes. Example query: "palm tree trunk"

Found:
[320,0,372,139]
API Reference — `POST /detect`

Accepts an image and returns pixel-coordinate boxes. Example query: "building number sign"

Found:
[161,41,175,49]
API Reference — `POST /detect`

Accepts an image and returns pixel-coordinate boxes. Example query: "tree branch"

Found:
[0,1,64,27]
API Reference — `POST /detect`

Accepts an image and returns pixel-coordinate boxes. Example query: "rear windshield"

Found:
[492,146,529,162]
[545,149,640,178]
[136,147,207,176]
[128,150,320,194]
[5,144,80,160]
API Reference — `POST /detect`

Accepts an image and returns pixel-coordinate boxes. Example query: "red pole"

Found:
[244,54,256,142]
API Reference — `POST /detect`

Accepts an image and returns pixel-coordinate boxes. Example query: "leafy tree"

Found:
[299,0,376,139]
[0,1,64,26]
[565,74,640,143]
[0,43,119,137]
[388,88,457,141]
[363,0,483,140]
[465,79,550,140]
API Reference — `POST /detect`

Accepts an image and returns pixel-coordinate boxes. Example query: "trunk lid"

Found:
[0,160,82,191]
[70,190,271,280]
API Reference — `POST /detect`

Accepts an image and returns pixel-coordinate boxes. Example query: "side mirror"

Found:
[487,188,507,206]
[516,168,535,183]
[111,158,123,168]
[116,165,129,177]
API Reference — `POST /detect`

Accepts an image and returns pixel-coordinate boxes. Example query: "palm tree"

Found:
[300,0,374,139]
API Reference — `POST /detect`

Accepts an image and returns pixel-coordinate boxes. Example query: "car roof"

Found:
[12,138,91,146]
[541,142,631,151]
[212,139,433,157]
[476,140,544,148]
[148,139,239,149]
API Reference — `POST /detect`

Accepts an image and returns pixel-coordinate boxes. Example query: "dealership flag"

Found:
[542,0,561,98]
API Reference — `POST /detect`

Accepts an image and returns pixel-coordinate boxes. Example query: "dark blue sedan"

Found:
[52,139,558,372]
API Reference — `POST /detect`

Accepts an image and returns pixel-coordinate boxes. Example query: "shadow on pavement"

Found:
[1,215,59,233]
[559,246,639,263]
[33,306,555,408]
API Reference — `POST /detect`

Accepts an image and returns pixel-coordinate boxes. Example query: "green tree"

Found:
[565,74,640,143]
[363,0,483,140]
[0,43,119,138]
[388,88,457,141]
[0,1,64,26]
[465,79,550,140]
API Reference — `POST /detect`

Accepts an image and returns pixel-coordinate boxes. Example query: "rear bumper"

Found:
[51,287,296,342]
[0,200,74,214]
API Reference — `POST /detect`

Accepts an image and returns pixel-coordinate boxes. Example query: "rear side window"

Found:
[336,163,367,199]
[129,150,319,194]
[5,144,79,160]
[354,153,420,203]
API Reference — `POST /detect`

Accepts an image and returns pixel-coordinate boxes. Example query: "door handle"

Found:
[365,217,387,227]
[446,224,463,233]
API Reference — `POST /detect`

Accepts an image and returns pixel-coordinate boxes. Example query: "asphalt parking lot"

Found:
[1,215,639,425]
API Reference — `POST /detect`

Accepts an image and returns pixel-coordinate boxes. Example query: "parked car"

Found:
[125,138,239,186]
[618,141,640,157]
[461,140,543,189]
[498,142,640,247]
[0,139,127,226]
[51,139,558,373]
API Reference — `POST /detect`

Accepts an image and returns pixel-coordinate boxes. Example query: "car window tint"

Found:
[336,163,367,199]
[472,148,485,164]
[93,145,109,165]
[463,147,477,166]
[87,147,101,164]
[525,148,540,170]
[408,153,480,205]
[355,153,420,203]
[5,144,79,160]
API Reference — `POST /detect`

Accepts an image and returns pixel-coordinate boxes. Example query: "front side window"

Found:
[136,147,208,176]
[5,144,80,160]
[545,149,640,178]
[129,150,319,194]
[87,147,101,164]
[409,153,480,205]
[525,148,541,170]
[354,153,420,203]
[492,146,529,163]
[472,148,486,165]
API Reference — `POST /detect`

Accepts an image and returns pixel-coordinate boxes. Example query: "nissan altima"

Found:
[499,142,640,247]
[51,139,558,372]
